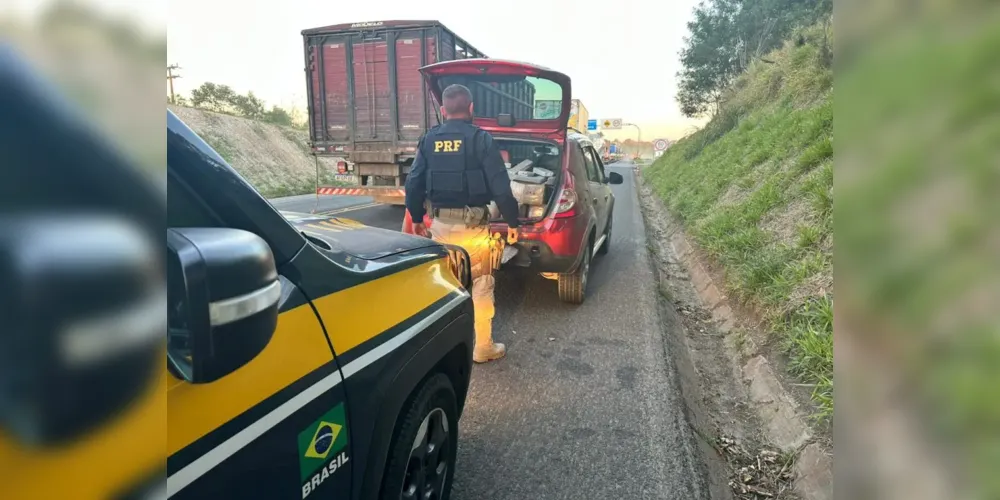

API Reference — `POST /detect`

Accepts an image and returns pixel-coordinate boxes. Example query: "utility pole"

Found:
[167,64,181,104]
[624,123,642,143]
[624,123,642,158]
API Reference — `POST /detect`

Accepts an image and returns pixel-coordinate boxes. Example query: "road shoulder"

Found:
[635,172,832,500]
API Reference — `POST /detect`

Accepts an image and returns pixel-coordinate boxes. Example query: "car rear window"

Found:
[437,74,564,122]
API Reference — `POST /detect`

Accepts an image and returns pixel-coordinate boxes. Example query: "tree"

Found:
[190,82,238,114]
[264,106,294,127]
[675,0,831,118]
[187,81,303,127]
[231,92,266,120]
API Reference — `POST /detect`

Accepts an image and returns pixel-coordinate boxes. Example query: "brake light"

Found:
[554,172,578,218]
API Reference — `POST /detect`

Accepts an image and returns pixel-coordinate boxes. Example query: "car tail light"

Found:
[553,172,578,218]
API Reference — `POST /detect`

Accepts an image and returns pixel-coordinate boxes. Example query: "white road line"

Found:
[165,292,469,497]
[317,202,383,216]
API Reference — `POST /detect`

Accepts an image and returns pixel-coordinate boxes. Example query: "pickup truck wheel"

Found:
[381,373,458,500]
[558,243,591,304]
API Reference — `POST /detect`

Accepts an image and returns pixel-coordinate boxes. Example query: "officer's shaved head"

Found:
[441,84,474,119]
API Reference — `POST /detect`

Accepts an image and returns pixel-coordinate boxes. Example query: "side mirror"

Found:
[608,172,624,185]
[0,215,162,447]
[167,228,280,384]
[442,243,473,290]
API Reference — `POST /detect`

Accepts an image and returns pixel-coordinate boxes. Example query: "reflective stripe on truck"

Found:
[316,187,406,197]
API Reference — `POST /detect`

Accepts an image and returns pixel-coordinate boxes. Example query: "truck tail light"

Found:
[553,172,578,218]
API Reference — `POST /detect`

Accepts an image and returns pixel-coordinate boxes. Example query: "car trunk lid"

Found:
[419,59,572,138]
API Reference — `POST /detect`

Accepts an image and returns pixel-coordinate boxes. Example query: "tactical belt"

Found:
[430,205,488,227]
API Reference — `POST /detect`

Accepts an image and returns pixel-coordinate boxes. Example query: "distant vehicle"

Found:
[302,20,526,206]
[421,59,624,304]
[567,99,589,134]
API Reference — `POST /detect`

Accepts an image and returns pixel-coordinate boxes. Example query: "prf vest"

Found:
[422,121,489,208]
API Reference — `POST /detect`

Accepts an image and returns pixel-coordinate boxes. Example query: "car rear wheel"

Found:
[381,373,458,500]
[558,242,591,304]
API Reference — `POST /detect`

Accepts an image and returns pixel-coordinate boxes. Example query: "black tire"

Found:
[558,242,592,304]
[596,217,612,256]
[380,373,459,500]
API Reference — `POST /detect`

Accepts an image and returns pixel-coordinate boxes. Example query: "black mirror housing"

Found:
[0,215,162,447]
[608,172,624,185]
[167,228,280,384]
[442,243,473,290]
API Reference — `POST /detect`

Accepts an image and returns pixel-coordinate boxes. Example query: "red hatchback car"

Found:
[421,59,624,304]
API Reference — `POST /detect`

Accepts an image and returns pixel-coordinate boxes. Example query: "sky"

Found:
[1,0,167,35]
[165,0,706,141]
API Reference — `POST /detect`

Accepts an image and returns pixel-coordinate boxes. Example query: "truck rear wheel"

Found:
[558,243,591,304]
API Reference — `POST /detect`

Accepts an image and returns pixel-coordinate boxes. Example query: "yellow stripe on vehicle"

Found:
[0,350,167,499]
[312,258,463,356]
[167,304,334,457]
[167,257,463,458]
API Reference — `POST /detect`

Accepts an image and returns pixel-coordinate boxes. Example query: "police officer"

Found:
[405,84,520,363]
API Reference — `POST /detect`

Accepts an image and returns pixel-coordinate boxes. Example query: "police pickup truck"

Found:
[4,51,477,499]
[165,110,476,499]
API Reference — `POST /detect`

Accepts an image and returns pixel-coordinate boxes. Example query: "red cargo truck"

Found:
[302,20,488,205]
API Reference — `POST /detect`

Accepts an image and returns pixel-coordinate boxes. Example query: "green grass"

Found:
[646,21,834,418]
[835,9,1000,494]
[785,296,833,420]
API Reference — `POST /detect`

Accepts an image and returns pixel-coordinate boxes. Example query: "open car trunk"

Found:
[418,59,572,227]
[488,137,563,224]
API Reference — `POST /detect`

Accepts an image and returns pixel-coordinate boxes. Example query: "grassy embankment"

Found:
[645,22,834,418]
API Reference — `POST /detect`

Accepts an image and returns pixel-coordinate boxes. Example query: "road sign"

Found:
[601,118,622,130]
[534,100,561,119]
[609,144,617,153]
[587,119,597,131]
[653,139,668,151]
[654,150,664,158]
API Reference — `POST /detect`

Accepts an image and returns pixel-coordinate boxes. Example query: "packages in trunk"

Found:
[510,178,546,206]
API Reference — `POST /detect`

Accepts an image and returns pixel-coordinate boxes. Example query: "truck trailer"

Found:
[302,20,489,205]
[567,99,588,134]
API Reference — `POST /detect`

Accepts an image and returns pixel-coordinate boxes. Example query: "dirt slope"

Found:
[169,105,345,198]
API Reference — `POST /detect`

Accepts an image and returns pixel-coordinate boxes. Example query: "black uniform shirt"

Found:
[405,119,520,228]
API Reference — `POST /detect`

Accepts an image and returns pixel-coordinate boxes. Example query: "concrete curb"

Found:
[637,178,832,500]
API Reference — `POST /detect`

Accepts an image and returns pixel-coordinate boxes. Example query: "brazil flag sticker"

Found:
[297,403,349,482]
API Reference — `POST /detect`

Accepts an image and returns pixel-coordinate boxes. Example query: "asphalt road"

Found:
[318,162,710,498]
[267,193,376,215]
